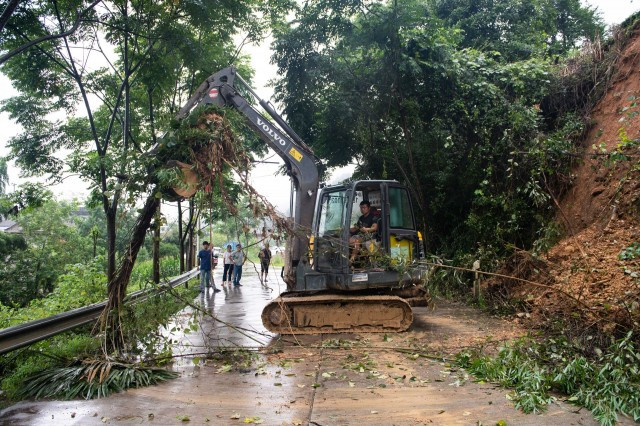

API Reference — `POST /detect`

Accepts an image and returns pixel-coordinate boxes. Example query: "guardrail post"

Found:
[472,260,480,301]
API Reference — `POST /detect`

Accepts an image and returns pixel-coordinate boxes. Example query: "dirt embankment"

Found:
[490,25,640,338]
[561,28,640,230]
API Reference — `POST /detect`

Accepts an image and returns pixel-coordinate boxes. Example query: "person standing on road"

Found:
[198,241,221,293]
[258,243,272,282]
[222,244,234,286]
[232,243,245,287]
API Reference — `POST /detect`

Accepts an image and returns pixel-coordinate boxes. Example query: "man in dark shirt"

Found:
[198,241,220,293]
[259,243,272,283]
[349,200,379,263]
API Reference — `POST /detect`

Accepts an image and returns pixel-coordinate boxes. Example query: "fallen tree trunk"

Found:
[100,190,161,353]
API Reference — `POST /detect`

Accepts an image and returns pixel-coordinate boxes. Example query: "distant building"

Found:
[0,219,22,234]
[72,206,90,219]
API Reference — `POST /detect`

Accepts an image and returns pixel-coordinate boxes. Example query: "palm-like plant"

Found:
[20,359,178,400]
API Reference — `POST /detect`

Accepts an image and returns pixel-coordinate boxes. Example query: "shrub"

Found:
[0,259,106,328]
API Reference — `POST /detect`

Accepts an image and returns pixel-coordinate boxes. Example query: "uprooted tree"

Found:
[101,106,291,350]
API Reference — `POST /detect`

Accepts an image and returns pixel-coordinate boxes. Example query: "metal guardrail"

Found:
[0,268,200,355]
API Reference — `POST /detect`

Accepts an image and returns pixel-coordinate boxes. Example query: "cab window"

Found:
[349,191,364,226]
[389,187,414,229]
[318,190,347,237]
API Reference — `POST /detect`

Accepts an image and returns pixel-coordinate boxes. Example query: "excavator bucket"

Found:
[169,161,199,198]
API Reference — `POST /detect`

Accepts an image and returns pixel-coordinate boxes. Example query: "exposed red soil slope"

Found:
[490,26,640,338]
[560,28,640,230]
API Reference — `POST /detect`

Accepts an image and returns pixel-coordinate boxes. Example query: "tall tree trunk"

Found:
[32,238,48,298]
[178,199,184,273]
[180,201,195,271]
[52,1,116,279]
[149,81,161,283]
[105,0,129,285]
[153,203,161,284]
[123,0,130,155]
[186,200,194,269]
[101,192,161,352]
[106,209,117,281]
[190,201,196,269]
[0,0,22,33]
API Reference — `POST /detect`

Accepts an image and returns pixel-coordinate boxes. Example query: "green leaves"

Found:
[0,94,74,176]
[19,359,178,400]
[434,0,604,60]
[457,334,640,425]
[619,243,640,261]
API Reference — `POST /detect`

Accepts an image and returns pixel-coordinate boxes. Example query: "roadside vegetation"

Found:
[457,333,640,425]
[0,192,274,404]
[0,191,282,406]
[0,198,200,402]
[0,281,198,403]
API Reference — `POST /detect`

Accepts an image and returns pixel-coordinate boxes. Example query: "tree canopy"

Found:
[434,0,604,60]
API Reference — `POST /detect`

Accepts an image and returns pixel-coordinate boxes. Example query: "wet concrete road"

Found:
[1,267,602,425]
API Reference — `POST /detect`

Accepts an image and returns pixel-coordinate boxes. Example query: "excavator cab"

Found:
[311,180,420,288]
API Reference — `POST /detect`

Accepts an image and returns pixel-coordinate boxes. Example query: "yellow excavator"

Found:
[173,67,428,334]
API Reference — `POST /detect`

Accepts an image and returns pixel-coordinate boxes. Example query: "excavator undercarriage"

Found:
[262,293,414,334]
[261,286,430,334]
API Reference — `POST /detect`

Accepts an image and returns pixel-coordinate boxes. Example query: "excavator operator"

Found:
[349,200,379,264]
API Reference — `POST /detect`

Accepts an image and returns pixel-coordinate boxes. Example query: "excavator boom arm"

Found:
[179,67,319,278]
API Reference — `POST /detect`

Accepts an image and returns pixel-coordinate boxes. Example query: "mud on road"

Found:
[0,269,598,425]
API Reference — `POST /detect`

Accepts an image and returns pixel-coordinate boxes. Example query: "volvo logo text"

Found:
[256,118,286,146]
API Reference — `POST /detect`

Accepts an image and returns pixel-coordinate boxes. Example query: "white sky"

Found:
[0,0,636,218]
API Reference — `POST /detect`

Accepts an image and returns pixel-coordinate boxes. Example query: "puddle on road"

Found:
[166,267,287,358]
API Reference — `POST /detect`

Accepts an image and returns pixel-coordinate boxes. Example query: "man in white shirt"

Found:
[231,243,245,287]
[222,245,234,286]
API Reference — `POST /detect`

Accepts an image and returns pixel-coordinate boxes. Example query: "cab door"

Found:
[314,189,348,273]
[383,185,419,263]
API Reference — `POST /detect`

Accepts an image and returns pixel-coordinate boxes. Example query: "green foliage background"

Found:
[272,0,604,271]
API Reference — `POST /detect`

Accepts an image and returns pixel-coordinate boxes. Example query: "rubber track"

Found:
[261,294,413,334]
